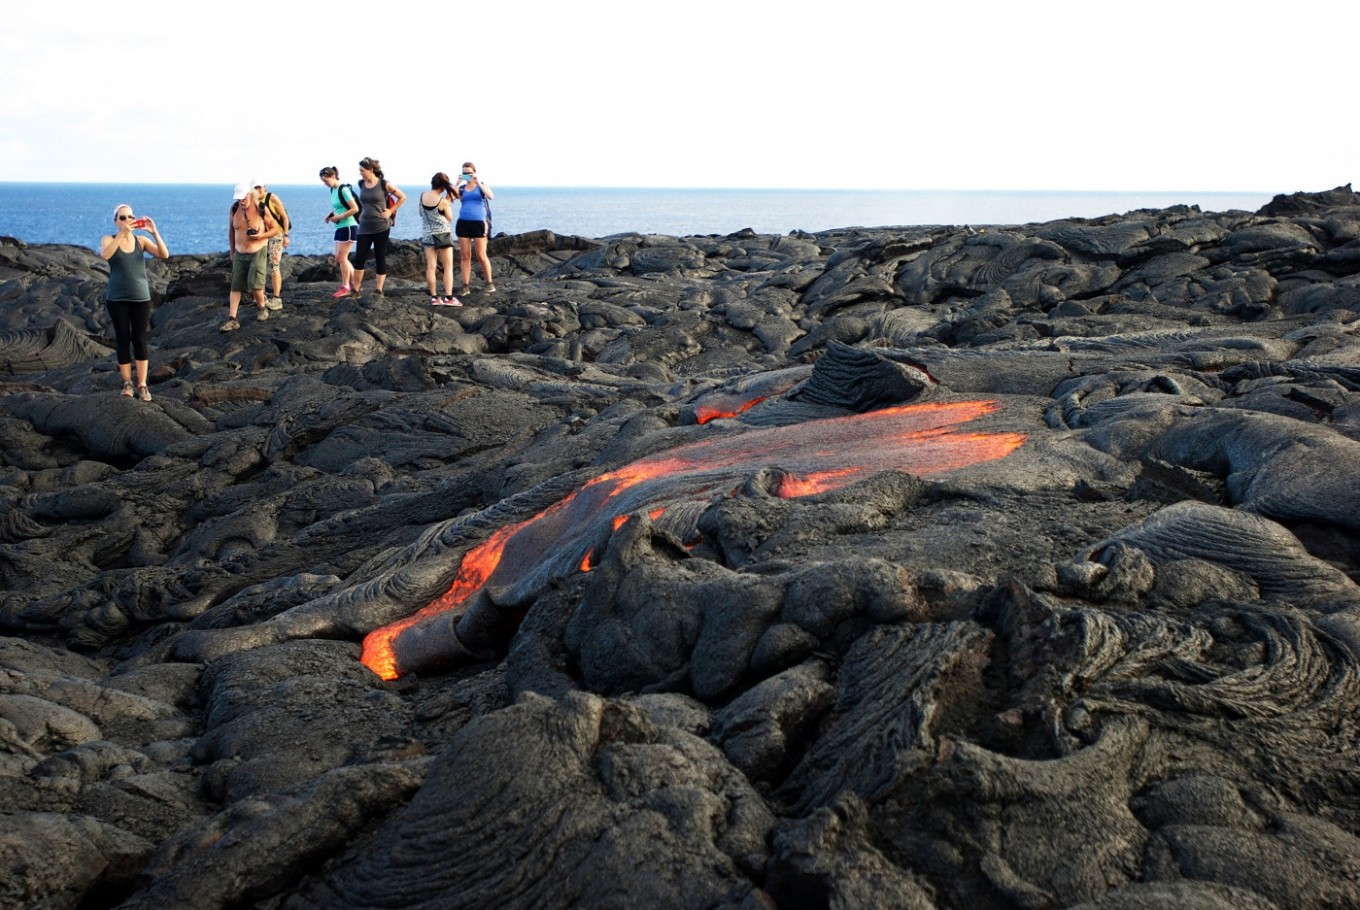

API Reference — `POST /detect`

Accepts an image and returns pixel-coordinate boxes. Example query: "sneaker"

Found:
[461,285,471,296]
[445,297,463,307]
[431,296,441,305]
[265,297,283,311]
[137,385,152,402]
[257,307,269,321]
[374,289,385,298]
[121,381,134,397]
[332,285,351,299]
[219,318,240,332]
[486,284,497,293]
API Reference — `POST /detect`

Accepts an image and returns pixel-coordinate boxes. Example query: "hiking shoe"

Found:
[121,381,134,397]
[137,385,152,402]
[265,297,283,310]
[332,285,351,299]
[219,318,240,332]
[257,307,269,321]
[486,284,497,293]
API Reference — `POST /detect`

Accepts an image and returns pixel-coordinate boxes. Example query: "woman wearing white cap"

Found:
[100,204,169,400]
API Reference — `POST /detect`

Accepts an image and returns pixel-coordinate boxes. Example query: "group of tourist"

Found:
[320,159,496,307]
[100,158,498,396]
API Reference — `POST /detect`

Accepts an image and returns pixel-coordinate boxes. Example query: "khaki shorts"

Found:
[230,249,267,292]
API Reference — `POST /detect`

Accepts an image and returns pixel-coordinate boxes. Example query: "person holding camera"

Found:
[222,181,281,331]
[455,162,495,295]
[100,204,169,401]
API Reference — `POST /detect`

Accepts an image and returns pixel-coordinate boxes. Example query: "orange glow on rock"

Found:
[695,396,766,425]
[361,399,1026,680]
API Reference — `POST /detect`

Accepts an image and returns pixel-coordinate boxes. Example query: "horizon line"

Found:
[0,180,1285,196]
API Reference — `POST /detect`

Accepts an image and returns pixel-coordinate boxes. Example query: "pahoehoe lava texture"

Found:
[2,188,1360,909]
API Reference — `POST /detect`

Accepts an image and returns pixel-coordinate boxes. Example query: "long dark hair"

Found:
[431,172,459,199]
[359,157,384,180]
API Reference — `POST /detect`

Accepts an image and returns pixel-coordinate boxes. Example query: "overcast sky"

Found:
[2,0,1354,192]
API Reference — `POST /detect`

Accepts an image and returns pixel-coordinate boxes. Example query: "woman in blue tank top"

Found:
[455,162,495,295]
[100,204,169,401]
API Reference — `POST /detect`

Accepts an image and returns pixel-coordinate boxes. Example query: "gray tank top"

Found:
[358,180,391,235]
[106,242,150,302]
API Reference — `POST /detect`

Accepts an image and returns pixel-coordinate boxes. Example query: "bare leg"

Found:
[352,268,365,293]
[440,247,455,296]
[134,359,149,387]
[336,241,354,288]
[459,238,473,290]
[475,237,494,288]
[424,245,437,297]
[227,289,241,320]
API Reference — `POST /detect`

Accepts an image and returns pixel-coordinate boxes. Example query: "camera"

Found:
[247,228,259,236]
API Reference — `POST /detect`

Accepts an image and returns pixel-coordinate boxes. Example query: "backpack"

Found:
[261,192,289,233]
[384,181,399,226]
[335,184,358,221]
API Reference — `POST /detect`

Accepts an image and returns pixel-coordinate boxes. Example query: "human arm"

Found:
[384,183,405,220]
[480,182,493,201]
[136,217,170,259]
[273,198,292,245]
[257,209,282,241]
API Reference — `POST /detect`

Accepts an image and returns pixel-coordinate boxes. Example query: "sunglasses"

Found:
[117,214,137,221]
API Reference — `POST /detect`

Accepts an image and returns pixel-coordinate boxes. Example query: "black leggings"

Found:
[106,298,152,364]
[352,229,390,275]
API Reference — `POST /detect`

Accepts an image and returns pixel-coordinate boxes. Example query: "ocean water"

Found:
[0,182,1276,257]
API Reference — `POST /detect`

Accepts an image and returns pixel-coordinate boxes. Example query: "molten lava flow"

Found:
[695,396,766,425]
[362,399,1026,680]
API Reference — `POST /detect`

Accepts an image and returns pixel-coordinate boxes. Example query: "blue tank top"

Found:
[458,185,487,222]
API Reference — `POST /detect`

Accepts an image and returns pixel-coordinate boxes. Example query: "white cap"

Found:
[233,181,254,200]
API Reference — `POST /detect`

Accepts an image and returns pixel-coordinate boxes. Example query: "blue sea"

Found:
[0,183,1276,257]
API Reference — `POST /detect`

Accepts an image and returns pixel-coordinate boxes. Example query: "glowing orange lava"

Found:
[695,396,766,425]
[362,400,1026,680]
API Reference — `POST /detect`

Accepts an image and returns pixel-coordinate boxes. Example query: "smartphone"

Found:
[133,218,147,228]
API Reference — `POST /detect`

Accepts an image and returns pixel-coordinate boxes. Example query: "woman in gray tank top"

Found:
[349,157,405,298]
[100,204,169,401]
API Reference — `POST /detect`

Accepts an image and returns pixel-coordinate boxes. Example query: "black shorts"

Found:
[455,219,487,239]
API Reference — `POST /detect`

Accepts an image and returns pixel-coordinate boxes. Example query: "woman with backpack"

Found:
[320,166,360,298]
[420,172,462,306]
[350,157,405,298]
[455,162,495,295]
